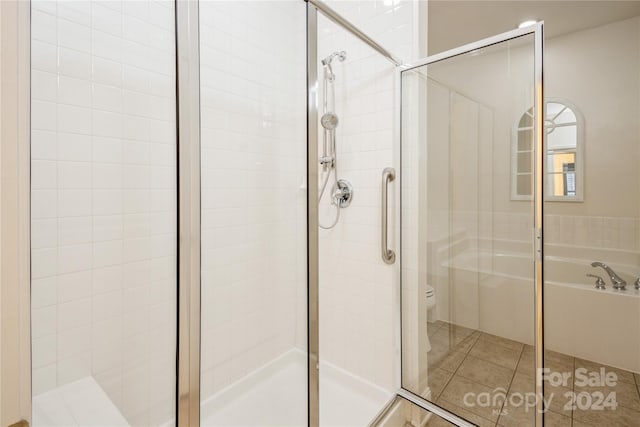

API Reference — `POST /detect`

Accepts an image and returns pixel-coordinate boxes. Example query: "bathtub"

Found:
[440,249,640,373]
[544,255,640,373]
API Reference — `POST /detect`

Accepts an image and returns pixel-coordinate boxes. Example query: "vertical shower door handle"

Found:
[381,167,396,264]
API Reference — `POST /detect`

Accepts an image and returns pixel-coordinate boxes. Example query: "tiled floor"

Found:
[423,321,640,427]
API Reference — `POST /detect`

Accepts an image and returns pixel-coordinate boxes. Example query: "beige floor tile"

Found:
[438,322,479,337]
[430,350,466,373]
[435,397,497,427]
[427,321,445,339]
[575,358,636,385]
[545,358,574,380]
[423,413,456,427]
[516,347,535,376]
[543,383,573,417]
[457,356,514,390]
[497,395,536,427]
[572,419,596,427]
[418,339,640,427]
[431,327,479,355]
[509,371,535,394]
[543,410,571,427]
[574,379,640,412]
[573,403,640,427]
[428,344,456,369]
[428,368,454,401]
[545,350,574,366]
[468,339,521,370]
[478,332,524,353]
[439,375,504,422]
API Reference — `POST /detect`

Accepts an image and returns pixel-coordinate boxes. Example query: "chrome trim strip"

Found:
[22,0,32,422]
[401,23,541,72]
[381,168,396,264]
[307,4,320,427]
[176,0,201,425]
[533,22,545,427]
[307,0,402,66]
[397,389,476,427]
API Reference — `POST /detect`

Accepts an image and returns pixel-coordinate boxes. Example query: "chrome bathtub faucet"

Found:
[590,262,627,290]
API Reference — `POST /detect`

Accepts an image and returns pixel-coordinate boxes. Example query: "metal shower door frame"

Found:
[394,22,545,427]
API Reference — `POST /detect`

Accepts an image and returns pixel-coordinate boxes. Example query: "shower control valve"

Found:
[634,278,640,290]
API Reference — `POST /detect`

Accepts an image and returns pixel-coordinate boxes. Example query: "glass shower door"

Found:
[399,27,543,426]
[197,2,308,426]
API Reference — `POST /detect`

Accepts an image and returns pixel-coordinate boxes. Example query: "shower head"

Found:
[321,51,347,66]
[321,112,339,130]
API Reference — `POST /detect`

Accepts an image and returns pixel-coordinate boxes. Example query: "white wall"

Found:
[426,17,640,253]
[30,1,177,425]
[544,17,640,253]
[198,0,307,400]
[317,0,419,392]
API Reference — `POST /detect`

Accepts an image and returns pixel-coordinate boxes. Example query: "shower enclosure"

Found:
[27,1,616,426]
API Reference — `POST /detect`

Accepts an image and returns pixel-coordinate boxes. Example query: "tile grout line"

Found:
[493,344,525,427]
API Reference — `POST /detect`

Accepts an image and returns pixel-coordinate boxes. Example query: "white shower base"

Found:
[33,350,390,427]
[202,349,392,427]
[32,377,129,427]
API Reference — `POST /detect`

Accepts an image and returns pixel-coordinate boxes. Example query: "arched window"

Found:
[512,100,584,201]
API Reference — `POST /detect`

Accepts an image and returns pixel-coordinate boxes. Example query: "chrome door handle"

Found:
[381,167,396,264]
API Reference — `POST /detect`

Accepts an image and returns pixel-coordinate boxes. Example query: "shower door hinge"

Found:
[534,227,542,261]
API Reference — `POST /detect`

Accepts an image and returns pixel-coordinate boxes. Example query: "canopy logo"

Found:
[461,367,619,414]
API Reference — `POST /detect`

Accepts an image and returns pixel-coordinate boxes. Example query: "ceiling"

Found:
[428,1,640,54]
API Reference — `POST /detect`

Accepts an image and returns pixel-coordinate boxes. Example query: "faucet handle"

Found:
[587,274,606,290]
[634,278,640,290]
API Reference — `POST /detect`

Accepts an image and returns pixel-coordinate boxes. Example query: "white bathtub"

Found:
[544,256,640,373]
[441,249,640,373]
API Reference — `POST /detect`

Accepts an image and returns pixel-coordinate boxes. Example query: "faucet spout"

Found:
[591,262,627,290]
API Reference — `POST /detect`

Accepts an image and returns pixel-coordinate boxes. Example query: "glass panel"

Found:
[543,12,640,427]
[198,2,307,426]
[518,128,533,151]
[547,152,576,196]
[519,109,533,128]
[546,102,565,118]
[30,1,177,426]
[518,152,533,174]
[518,174,533,196]
[401,33,537,426]
[547,125,577,150]
[554,108,576,125]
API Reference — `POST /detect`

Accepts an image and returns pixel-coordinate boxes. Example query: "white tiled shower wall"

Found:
[198,1,307,400]
[30,1,177,425]
[318,0,419,391]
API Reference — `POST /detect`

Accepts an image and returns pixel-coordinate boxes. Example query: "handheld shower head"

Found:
[321,51,347,66]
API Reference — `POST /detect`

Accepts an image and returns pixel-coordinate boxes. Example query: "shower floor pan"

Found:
[32,377,129,427]
[201,349,392,426]
[32,349,390,426]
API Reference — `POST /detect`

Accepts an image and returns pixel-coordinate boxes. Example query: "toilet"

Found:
[426,284,436,352]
